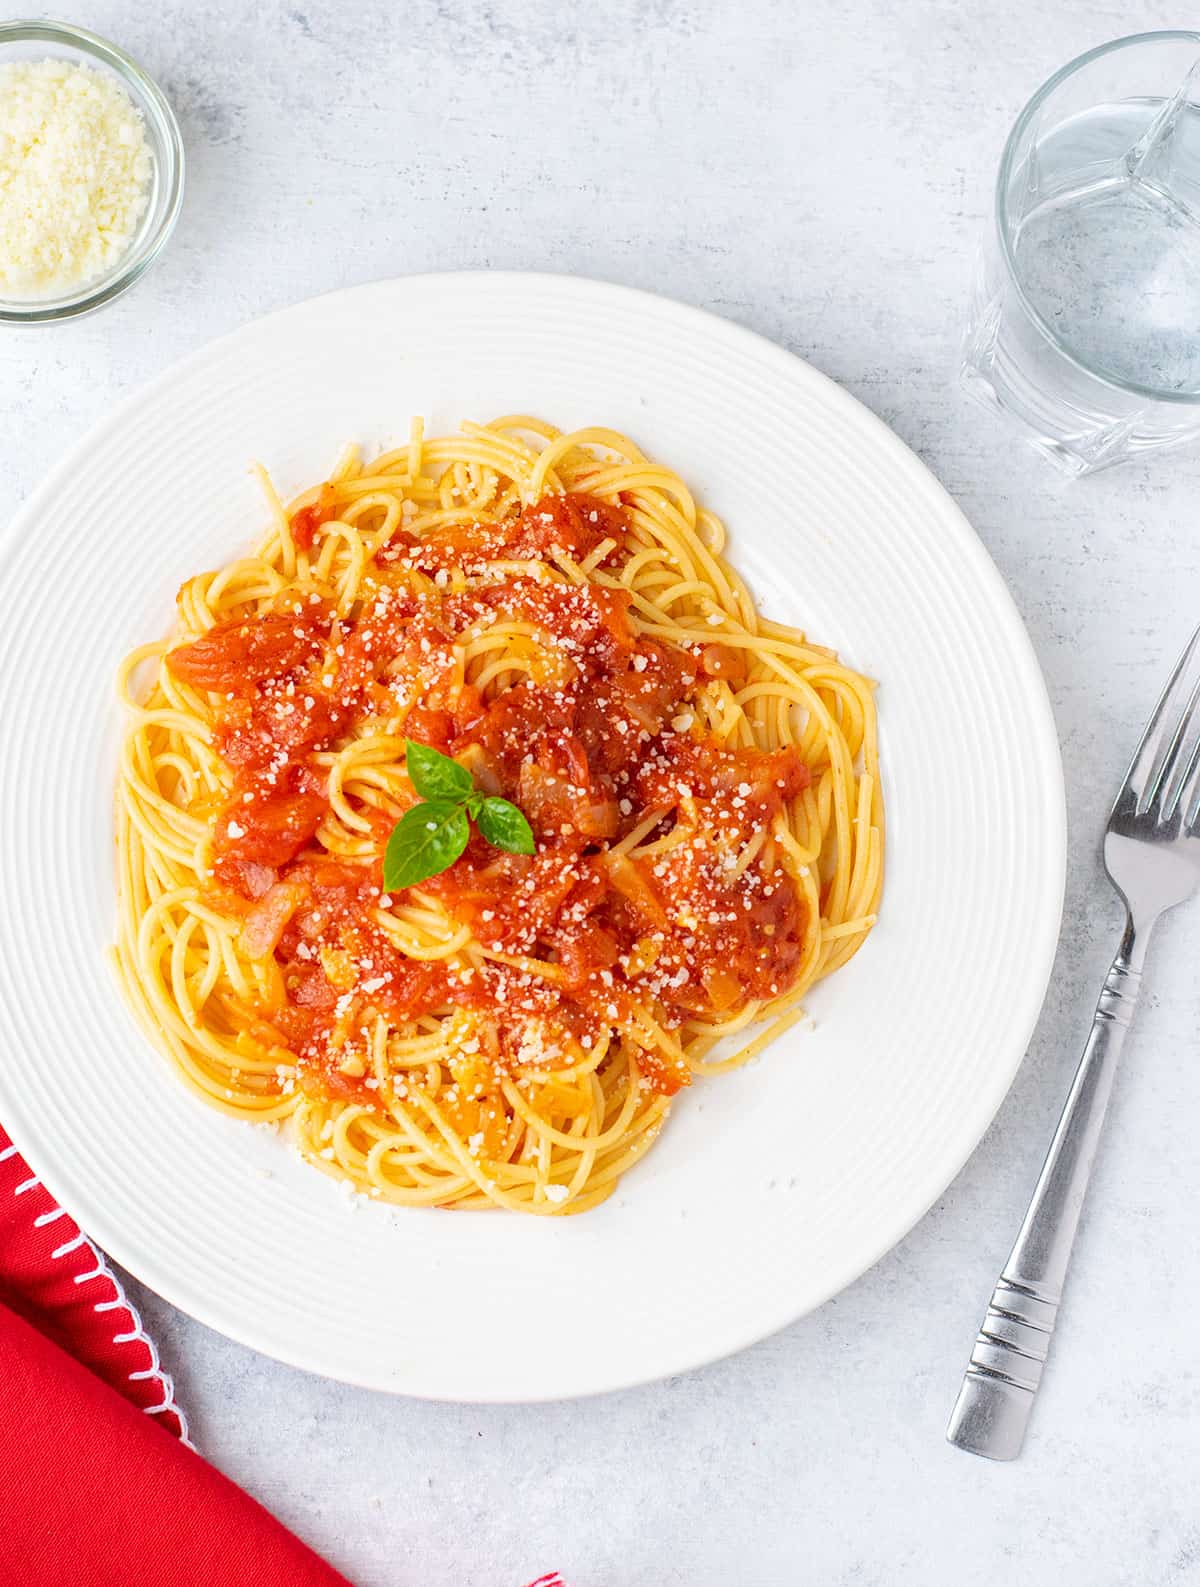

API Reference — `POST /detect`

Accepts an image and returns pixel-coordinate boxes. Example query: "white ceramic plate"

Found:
[0,274,1065,1400]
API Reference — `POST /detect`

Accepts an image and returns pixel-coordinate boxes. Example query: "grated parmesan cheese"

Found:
[0,58,152,297]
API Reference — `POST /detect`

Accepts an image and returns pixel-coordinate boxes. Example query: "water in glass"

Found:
[964,36,1200,474]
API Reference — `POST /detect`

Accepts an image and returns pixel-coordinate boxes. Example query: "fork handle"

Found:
[946,916,1147,1460]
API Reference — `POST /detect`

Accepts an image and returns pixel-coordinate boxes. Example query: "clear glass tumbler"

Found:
[963,31,1200,475]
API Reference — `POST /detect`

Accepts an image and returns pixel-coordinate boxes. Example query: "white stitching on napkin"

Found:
[140,1385,177,1416]
[54,1232,196,1451]
[4,1157,194,1450]
[72,1260,110,1286]
[75,1247,197,1448]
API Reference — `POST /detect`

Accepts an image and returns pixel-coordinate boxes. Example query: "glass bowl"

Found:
[0,20,185,324]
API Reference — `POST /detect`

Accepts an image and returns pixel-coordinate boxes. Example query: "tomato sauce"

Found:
[167,493,810,1096]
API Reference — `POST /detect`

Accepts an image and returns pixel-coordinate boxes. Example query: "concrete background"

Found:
[4,3,1198,1583]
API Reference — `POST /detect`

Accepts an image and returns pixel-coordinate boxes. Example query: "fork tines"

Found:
[1125,625,1200,827]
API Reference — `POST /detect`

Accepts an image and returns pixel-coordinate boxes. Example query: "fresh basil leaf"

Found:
[476,796,536,856]
[464,790,486,819]
[404,739,473,804]
[383,801,470,890]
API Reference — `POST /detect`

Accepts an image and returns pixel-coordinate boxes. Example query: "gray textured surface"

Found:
[4,3,1200,1584]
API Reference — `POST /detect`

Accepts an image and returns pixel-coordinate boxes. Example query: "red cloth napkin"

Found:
[0,1126,356,1587]
[0,1127,568,1587]
[0,1131,189,1438]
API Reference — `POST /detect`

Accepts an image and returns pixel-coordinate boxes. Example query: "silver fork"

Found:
[946,624,1200,1461]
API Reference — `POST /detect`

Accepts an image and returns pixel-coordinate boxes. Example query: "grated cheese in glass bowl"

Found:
[0,21,184,324]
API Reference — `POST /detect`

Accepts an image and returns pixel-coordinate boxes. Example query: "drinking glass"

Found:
[962,32,1200,475]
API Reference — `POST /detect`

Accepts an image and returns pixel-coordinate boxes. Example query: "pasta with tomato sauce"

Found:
[114,419,883,1214]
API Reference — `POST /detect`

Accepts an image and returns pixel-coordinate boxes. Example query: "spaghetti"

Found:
[114,419,883,1214]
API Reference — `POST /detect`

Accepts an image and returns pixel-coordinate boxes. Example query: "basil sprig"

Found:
[383,739,535,891]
